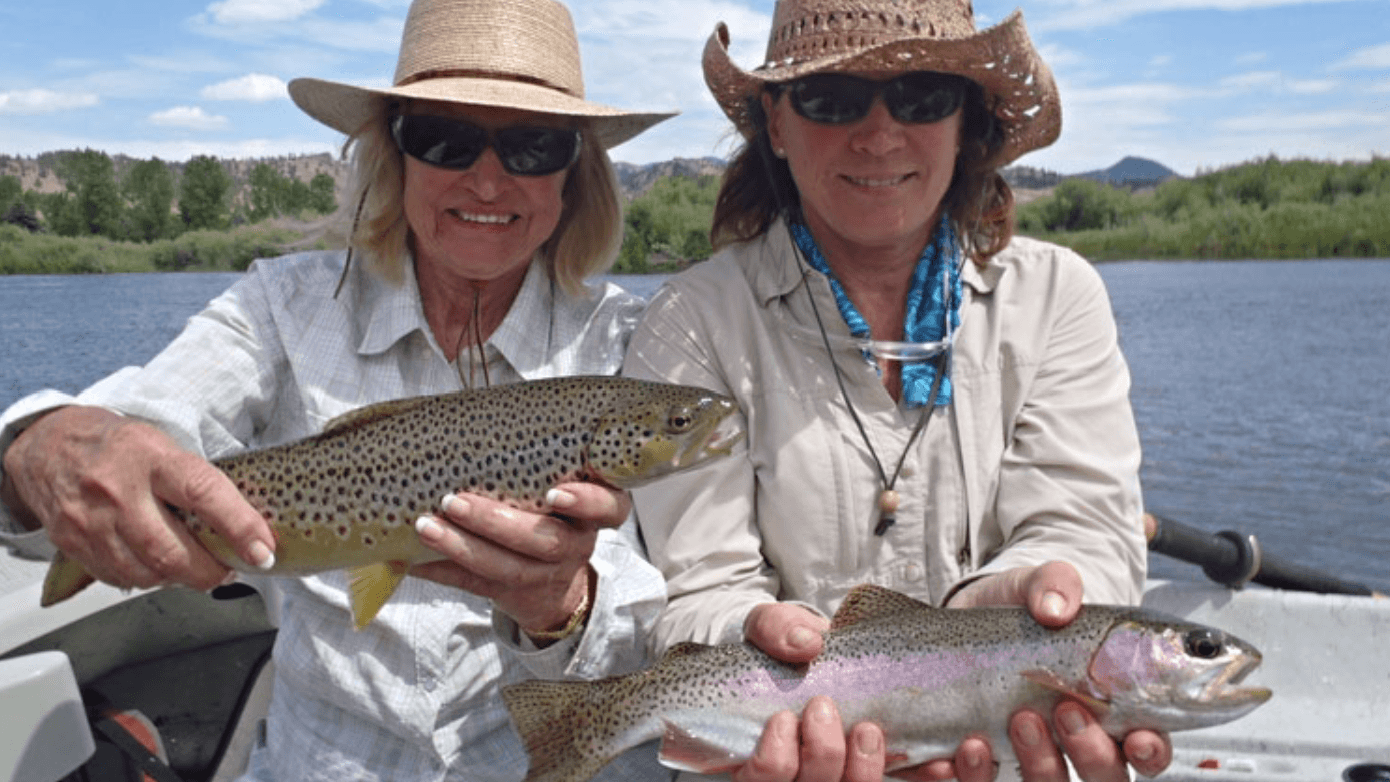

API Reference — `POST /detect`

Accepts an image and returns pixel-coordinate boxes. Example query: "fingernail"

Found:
[220,570,239,586]
[440,494,468,516]
[415,515,441,541]
[1041,590,1067,621]
[809,698,834,724]
[1059,705,1089,736]
[788,625,818,652]
[855,727,883,756]
[962,739,987,769]
[1017,717,1043,747]
[545,488,576,509]
[1131,742,1156,762]
[248,541,275,570]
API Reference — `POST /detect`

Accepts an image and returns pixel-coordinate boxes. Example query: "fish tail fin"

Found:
[42,550,97,606]
[347,561,409,629]
[502,678,617,782]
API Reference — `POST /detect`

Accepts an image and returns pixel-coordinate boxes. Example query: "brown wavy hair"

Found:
[709,81,1015,267]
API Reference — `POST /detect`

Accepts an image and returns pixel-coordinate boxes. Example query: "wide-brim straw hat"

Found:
[704,0,1060,167]
[289,0,674,150]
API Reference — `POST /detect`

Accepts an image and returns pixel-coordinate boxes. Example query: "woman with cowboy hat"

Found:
[0,0,677,779]
[625,0,1169,779]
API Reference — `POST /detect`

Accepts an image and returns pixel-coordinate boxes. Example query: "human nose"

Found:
[849,99,906,156]
[463,146,508,200]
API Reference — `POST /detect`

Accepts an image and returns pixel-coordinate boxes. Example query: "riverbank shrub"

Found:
[1018,157,1390,260]
[0,224,303,274]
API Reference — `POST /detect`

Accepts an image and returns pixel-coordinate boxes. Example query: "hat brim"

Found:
[289,76,675,150]
[702,10,1060,167]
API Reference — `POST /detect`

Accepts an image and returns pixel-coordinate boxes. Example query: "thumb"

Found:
[744,602,829,664]
[153,451,276,571]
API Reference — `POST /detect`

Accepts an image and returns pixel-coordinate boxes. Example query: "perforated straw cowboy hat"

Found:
[289,0,674,150]
[703,0,1061,167]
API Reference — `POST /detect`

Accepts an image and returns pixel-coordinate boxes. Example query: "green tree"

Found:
[0,175,21,213]
[247,163,286,222]
[308,173,337,214]
[55,149,122,238]
[181,155,232,230]
[123,158,177,241]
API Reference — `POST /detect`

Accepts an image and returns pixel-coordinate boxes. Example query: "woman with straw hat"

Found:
[0,0,676,779]
[625,0,1168,779]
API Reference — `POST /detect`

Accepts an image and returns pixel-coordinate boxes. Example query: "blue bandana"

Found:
[790,214,963,407]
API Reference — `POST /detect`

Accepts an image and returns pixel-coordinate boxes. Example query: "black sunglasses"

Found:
[783,72,969,126]
[389,114,582,177]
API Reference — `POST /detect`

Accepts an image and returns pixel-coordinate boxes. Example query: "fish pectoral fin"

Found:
[657,717,761,775]
[347,561,409,629]
[41,550,97,606]
[1020,669,1112,717]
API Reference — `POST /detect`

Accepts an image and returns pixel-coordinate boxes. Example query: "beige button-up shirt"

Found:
[625,222,1145,654]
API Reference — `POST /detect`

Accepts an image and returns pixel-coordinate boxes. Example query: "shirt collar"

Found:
[749,217,1003,302]
[348,252,557,378]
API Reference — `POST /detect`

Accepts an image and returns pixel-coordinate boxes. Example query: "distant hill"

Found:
[1074,156,1177,188]
[613,157,725,200]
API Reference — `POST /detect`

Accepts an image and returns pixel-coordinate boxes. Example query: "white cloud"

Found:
[1034,0,1353,31]
[1332,42,1390,71]
[1217,108,1389,132]
[1220,70,1281,91]
[150,106,229,130]
[207,0,326,25]
[202,73,288,102]
[0,89,99,115]
[1289,78,1339,94]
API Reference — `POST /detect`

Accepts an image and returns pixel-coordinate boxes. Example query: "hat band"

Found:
[396,69,580,99]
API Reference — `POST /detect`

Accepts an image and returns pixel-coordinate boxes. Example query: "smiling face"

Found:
[400,102,572,285]
[764,78,962,263]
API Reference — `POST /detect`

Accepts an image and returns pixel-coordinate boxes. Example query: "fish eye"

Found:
[1184,629,1224,659]
[666,406,696,433]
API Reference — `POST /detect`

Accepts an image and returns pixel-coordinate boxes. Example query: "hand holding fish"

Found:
[1,405,277,593]
[410,482,631,637]
[729,563,1174,782]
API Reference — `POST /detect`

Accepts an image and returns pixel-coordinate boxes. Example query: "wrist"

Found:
[521,567,594,645]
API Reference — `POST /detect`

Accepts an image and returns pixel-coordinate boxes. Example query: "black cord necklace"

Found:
[792,242,951,535]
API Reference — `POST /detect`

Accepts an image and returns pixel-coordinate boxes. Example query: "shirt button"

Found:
[904,563,924,582]
[420,675,437,692]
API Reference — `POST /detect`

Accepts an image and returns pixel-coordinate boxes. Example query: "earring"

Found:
[773,147,787,159]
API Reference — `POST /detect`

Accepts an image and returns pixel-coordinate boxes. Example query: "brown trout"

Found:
[503,584,1272,782]
[41,376,743,627]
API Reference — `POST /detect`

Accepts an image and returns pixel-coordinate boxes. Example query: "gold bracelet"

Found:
[523,587,590,643]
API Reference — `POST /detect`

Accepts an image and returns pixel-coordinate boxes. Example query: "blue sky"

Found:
[1,0,1386,176]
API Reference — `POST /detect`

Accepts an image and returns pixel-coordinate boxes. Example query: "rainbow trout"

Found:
[503,584,1272,782]
[41,376,743,627]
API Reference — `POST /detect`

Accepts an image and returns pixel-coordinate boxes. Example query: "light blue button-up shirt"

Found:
[0,250,670,781]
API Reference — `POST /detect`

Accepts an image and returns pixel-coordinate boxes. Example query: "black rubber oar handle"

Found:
[1145,513,1378,597]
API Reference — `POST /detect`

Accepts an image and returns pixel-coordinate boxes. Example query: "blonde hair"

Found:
[336,100,624,296]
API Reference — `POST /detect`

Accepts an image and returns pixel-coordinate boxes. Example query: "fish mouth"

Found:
[1202,651,1272,707]
[677,399,745,467]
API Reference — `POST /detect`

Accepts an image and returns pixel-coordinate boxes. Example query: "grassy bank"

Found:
[1017,157,1390,260]
[0,222,317,274]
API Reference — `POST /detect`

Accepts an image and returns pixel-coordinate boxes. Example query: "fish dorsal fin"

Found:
[323,396,437,435]
[831,584,934,631]
[347,560,410,629]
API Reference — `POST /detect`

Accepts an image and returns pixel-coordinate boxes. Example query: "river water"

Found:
[2,260,1387,593]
